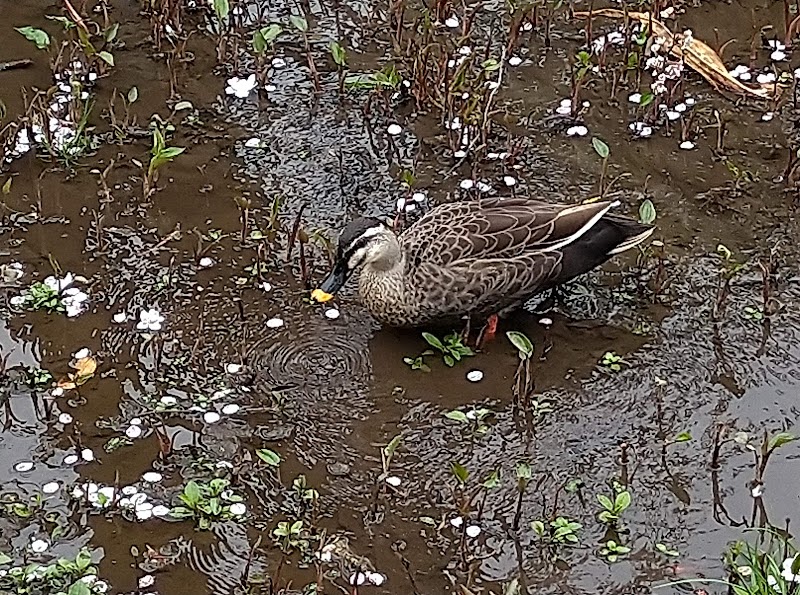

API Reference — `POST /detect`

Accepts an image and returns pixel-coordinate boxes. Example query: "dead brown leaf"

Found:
[57,356,98,391]
[574,9,778,100]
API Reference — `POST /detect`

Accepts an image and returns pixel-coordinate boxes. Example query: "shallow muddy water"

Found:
[1,0,799,594]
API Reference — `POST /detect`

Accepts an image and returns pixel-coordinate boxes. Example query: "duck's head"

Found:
[311,217,396,303]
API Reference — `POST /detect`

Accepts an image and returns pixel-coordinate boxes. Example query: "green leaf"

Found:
[531,520,545,535]
[252,30,266,54]
[515,462,532,480]
[290,15,308,33]
[445,410,469,423]
[443,354,455,367]
[639,198,656,224]
[614,490,631,512]
[597,493,614,511]
[16,26,50,50]
[214,0,230,21]
[160,146,185,159]
[68,581,91,595]
[673,430,692,442]
[506,331,534,358]
[450,461,469,484]
[768,432,795,451]
[183,480,201,505]
[592,137,610,159]
[98,51,115,66]
[639,92,654,107]
[256,448,281,466]
[482,469,501,489]
[262,24,283,43]
[330,41,346,66]
[422,332,445,352]
[105,22,120,42]
[0,552,11,565]
[128,86,139,103]
[46,15,76,30]
[384,434,402,458]
[2,178,11,195]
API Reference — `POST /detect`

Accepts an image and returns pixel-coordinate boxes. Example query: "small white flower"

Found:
[460,179,475,190]
[385,476,402,487]
[271,57,286,68]
[221,403,240,415]
[679,140,695,150]
[142,471,163,483]
[445,116,462,130]
[751,483,764,498]
[503,176,517,187]
[160,396,177,407]
[666,110,680,121]
[761,112,775,122]
[768,39,786,51]
[9,295,25,306]
[112,312,126,323]
[121,485,138,495]
[259,281,272,292]
[629,121,653,138]
[458,46,471,56]
[136,308,165,332]
[203,411,221,424]
[14,461,34,472]
[466,525,482,537]
[387,123,403,135]
[566,125,588,137]
[30,539,49,553]
[152,505,170,517]
[229,502,247,516]
[73,347,91,360]
[266,317,284,329]
[225,363,243,374]
[453,149,467,158]
[42,481,60,494]
[350,572,367,586]
[740,71,752,81]
[685,97,696,106]
[737,565,753,577]
[63,454,79,465]
[225,74,257,99]
[450,516,464,527]
[781,554,799,582]
[136,507,153,521]
[476,181,492,193]
[139,575,155,589]
[509,56,522,66]
[539,317,553,326]
[467,370,483,382]
[756,72,776,84]
[244,137,263,148]
[199,257,214,268]
[367,572,386,586]
[445,15,459,28]
[521,21,533,31]
[628,92,642,104]
[674,102,687,113]
[81,448,95,462]
[324,308,340,319]
[555,104,572,115]
[125,425,143,439]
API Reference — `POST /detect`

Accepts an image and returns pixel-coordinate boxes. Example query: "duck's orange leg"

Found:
[475,314,499,349]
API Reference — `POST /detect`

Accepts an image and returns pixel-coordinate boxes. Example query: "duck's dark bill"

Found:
[311,263,348,302]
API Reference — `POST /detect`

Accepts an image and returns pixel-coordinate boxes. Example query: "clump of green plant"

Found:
[0,548,106,594]
[24,366,53,388]
[422,331,474,367]
[600,539,631,562]
[252,24,282,88]
[16,281,65,314]
[0,492,43,519]
[600,351,625,372]
[273,519,308,553]
[169,478,245,530]
[143,127,185,198]
[532,516,582,546]
[597,483,631,525]
[664,530,798,594]
[444,407,493,437]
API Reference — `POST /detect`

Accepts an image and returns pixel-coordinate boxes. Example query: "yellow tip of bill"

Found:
[310,289,334,303]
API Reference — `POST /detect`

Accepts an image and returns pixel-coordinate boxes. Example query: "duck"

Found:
[310,197,654,328]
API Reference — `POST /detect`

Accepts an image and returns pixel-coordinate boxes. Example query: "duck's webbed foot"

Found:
[475,314,499,350]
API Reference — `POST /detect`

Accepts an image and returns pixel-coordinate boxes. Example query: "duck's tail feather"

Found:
[606,219,655,255]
